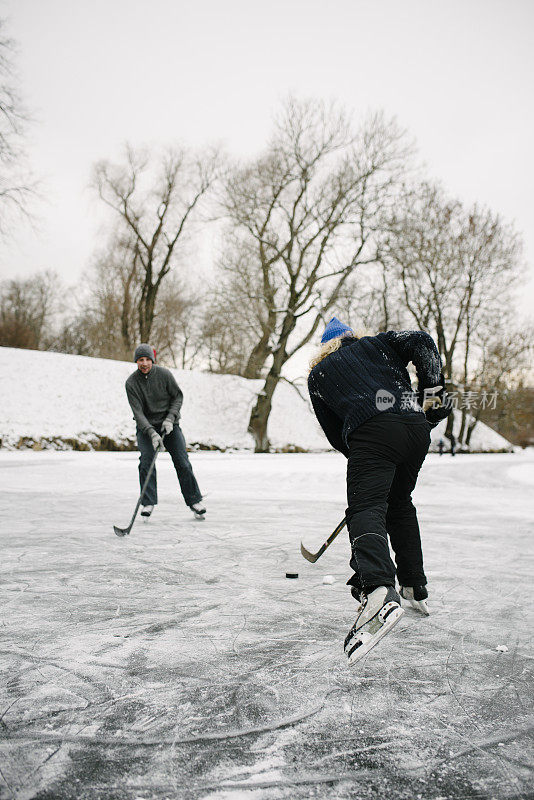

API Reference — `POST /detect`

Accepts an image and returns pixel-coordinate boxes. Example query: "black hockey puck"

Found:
[285,572,299,579]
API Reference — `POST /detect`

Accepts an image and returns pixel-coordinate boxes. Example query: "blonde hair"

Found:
[308,328,374,372]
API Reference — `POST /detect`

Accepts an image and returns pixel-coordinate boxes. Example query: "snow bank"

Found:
[0,347,326,451]
[0,347,513,452]
[429,414,513,453]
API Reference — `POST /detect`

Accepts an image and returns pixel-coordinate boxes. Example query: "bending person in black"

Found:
[308,318,451,661]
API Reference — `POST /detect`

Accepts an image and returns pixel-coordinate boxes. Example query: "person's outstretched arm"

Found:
[383,330,442,388]
[382,330,451,426]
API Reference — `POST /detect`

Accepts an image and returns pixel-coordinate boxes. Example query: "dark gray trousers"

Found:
[137,424,202,508]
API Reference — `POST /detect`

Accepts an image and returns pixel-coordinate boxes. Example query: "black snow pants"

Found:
[345,412,431,595]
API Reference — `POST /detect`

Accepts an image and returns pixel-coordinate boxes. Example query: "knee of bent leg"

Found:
[387,495,415,516]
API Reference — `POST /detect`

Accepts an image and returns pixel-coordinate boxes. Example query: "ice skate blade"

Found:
[412,598,429,616]
[400,587,430,616]
[346,607,404,665]
[404,597,429,616]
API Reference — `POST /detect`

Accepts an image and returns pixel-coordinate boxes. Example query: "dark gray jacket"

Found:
[125,365,183,434]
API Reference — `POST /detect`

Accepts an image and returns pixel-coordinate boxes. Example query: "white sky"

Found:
[2,0,534,319]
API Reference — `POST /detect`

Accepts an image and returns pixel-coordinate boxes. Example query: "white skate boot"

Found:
[344,586,404,664]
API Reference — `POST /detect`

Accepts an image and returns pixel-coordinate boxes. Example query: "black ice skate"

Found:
[344,586,404,664]
[399,584,429,616]
[140,505,154,518]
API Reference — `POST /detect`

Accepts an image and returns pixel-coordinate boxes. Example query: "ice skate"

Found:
[190,502,206,520]
[399,584,429,616]
[140,505,154,518]
[344,586,404,664]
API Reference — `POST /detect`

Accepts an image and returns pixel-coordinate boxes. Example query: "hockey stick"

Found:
[300,517,346,563]
[113,446,162,537]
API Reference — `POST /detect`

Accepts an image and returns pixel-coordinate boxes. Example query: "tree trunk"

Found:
[458,408,467,444]
[465,408,481,448]
[139,283,158,343]
[248,312,296,452]
[445,409,454,440]
[243,335,271,379]
[121,268,135,355]
[248,371,280,452]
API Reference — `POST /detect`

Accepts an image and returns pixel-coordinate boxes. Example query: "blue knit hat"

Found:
[321,317,353,344]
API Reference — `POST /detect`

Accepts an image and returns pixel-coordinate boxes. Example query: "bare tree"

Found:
[479,381,534,448]
[202,235,272,377]
[331,260,407,335]
[59,232,202,364]
[460,316,533,447]
[0,269,61,349]
[220,98,410,451]
[0,17,36,233]
[201,285,259,376]
[51,233,140,361]
[380,183,463,378]
[150,274,203,368]
[74,231,140,359]
[92,144,219,343]
[381,183,522,374]
[379,182,523,439]
[53,310,93,357]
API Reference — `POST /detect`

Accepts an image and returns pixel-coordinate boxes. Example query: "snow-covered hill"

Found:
[0,347,325,451]
[0,347,513,452]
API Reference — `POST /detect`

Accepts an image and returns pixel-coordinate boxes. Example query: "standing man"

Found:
[125,344,206,520]
[308,318,451,663]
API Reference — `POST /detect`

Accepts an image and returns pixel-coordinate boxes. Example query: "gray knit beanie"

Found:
[133,343,155,363]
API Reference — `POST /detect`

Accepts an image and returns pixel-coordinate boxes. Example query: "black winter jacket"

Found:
[307,330,450,456]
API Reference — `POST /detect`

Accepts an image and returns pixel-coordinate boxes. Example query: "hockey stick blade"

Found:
[113,525,130,537]
[300,517,346,563]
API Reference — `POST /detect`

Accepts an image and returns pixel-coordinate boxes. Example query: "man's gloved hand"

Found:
[161,417,174,436]
[150,429,164,451]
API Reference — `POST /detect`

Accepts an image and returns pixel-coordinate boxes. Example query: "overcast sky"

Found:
[2,0,534,315]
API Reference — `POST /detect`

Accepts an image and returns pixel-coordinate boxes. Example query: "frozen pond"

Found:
[0,450,533,799]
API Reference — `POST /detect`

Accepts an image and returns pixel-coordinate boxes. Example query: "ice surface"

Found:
[0,449,533,798]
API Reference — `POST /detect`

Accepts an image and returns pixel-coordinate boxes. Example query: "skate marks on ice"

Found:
[0,451,533,799]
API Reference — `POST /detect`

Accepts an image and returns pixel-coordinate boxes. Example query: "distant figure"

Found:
[438,438,445,456]
[125,344,206,520]
[308,319,452,663]
[450,433,456,457]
